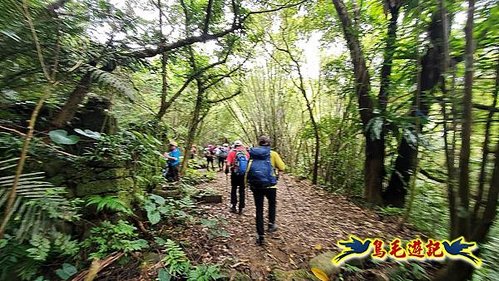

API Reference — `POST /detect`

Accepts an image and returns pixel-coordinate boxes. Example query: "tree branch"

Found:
[130,24,241,59]
[419,168,446,183]
[242,0,308,20]
[207,89,241,104]
[203,0,214,35]
[473,103,499,113]
[160,57,229,112]
[129,0,308,59]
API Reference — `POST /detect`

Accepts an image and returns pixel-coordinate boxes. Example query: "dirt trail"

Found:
[177,172,416,280]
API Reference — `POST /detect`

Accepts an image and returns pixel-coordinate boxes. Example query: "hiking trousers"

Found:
[217,156,226,169]
[166,165,179,182]
[230,173,245,210]
[252,187,276,237]
[206,157,214,170]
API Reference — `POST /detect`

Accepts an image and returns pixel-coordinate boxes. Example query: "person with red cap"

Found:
[224,140,249,214]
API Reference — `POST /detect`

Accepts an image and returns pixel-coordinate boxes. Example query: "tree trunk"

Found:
[179,41,203,174]
[455,0,475,240]
[442,65,459,238]
[332,0,382,204]
[433,260,475,281]
[378,0,400,111]
[51,72,92,128]
[384,8,446,206]
[297,71,320,185]
[433,2,477,280]
[375,0,401,205]
[180,86,204,174]
[156,52,169,120]
[472,58,498,221]
[364,137,384,204]
[156,0,168,120]
[472,142,499,241]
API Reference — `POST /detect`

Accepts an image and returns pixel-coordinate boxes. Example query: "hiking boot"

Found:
[268,223,278,233]
[238,208,243,215]
[256,235,264,246]
[230,206,237,213]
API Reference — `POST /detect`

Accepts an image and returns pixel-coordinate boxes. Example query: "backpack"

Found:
[204,148,214,158]
[219,147,228,158]
[234,150,248,176]
[247,147,277,188]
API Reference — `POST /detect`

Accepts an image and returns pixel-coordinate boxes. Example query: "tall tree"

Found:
[331,0,403,204]
[155,0,169,120]
[383,5,448,207]
[434,0,499,279]
[269,21,321,184]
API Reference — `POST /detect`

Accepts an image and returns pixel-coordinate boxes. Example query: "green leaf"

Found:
[55,263,77,280]
[74,128,102,140]
[148,210,161,225]
[86,195,132,214]
[0,239,7,248]
[158,205,171,215]
[154,237,167,245]
[150,194,166,205]
[49,130,80,145]
[1,30,21,42]
[158,268,172,281]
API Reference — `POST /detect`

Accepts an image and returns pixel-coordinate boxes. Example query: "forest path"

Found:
[177,172,416,280]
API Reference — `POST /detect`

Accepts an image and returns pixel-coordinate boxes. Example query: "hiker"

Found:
[214,146,221,161]
[224,140,249,214]
[163,140,181,182]
[204,145,215,171]
[190,144,197,159]
[216,143,229,171]
[246,135,285,245]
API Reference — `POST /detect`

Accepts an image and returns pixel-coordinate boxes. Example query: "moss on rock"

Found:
[76,177,134,196]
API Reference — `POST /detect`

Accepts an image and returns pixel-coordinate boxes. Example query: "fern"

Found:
[157,239,223,280]
[0,158,80,241]
[0,236,41,281]
[84,65,136,101]
[82,220,148,260]
[85,195,132,214]
[161,239,191,277]
[187,265,224,281]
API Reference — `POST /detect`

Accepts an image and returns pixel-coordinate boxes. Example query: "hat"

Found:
[234,140,243,146]
[223,143,229,147]
[169,140,178,146]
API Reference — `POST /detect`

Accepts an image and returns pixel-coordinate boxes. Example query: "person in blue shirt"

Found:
[164,141,181,182]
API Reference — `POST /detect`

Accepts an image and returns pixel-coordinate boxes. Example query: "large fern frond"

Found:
[84,65,136,102]
[85,195,132,214]
[0,158,79,242]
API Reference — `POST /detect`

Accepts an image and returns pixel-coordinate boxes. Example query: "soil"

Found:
[172,172,420,280]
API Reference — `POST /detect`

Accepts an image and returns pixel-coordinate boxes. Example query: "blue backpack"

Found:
[234,150,248,176]
[247,147,277,188]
